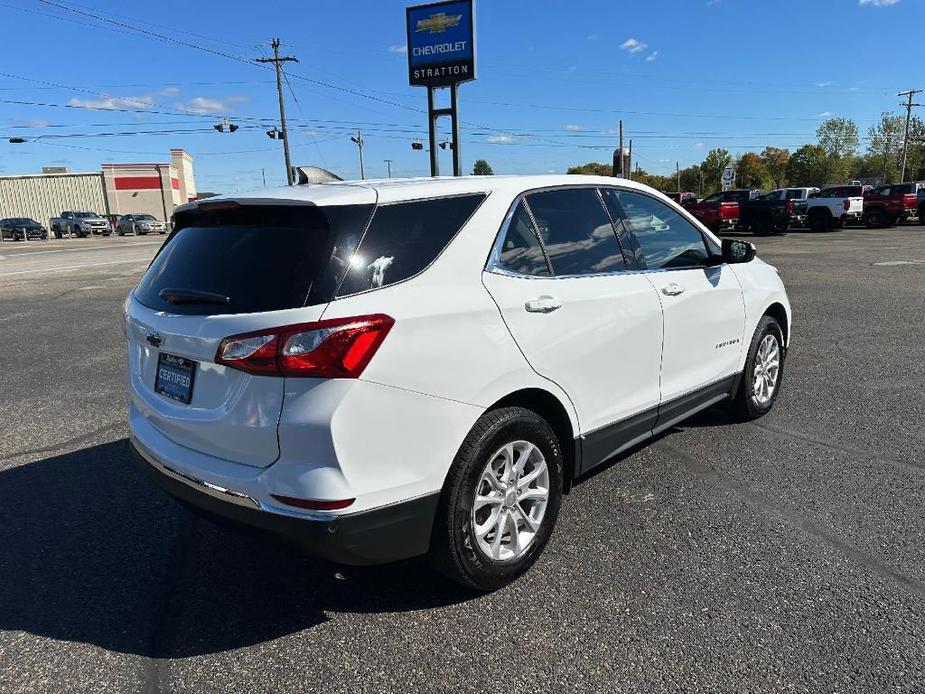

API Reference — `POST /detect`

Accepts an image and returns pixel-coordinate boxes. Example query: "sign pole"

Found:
[451,83,461,176]
[427,87,440,177]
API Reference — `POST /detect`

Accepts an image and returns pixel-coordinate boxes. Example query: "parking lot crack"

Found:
[751,422,924,473]
[654,440,925,599]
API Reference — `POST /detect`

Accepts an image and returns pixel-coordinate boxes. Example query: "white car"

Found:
[126,175,791,591]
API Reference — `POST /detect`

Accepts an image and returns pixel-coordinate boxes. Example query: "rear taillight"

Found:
[786,200,794,214]
[904,194,917,209]
[216,314,394,378]
[844,199,851,211]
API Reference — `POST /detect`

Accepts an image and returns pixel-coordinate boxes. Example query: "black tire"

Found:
[53,227,62,239]
[728,315,786,422]
[430,406,564,592]
[863,209,886,229]
[808,210,831,232]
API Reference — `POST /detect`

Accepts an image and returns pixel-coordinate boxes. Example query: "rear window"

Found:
[335,194,485,297]
[134,203,374,315]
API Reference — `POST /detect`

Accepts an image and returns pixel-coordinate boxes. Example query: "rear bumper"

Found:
[130,437,440,565]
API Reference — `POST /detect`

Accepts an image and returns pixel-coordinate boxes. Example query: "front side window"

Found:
[761,190,784,201]
[611,190,709,270]
[524,188,625,275]
[336,194,485,297]
[785,189,805,199]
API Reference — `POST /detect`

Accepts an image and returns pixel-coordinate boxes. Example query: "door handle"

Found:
[661,282,685,297]
[524,296,562,313]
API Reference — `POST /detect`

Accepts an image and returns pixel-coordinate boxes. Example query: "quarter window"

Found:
[336,194,485,297]
[610,190,710,270]
[524,188,625,275]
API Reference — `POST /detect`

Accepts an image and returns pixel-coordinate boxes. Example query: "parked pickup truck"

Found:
[737,187,818,235]
[862,182,923,228]
[49,211,111,238]
[684,189,760,232]
[804,185,865,232]
[665,191,697,206]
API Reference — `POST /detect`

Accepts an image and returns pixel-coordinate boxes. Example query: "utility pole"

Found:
[256,39,299,185]
[617,120,624,177]
[384,159,393,178]
[628,140,633,180]
[676,161,681,192]
[898,89,922,183]
[351,130,365,180]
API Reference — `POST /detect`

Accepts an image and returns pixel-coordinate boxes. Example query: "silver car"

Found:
[116,214,166,235]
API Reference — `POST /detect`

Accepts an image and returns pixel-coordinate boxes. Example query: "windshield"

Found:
[135,215,157,221]
[75,212,101,219]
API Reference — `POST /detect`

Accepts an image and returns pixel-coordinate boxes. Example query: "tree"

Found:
[736,152,773,189]
[472,159,493,175]
[567,162,612,176]
[700,148,731,194]
[816,117,859,159]
[761,147,790,187]
[678,164,703,195]
[866,111,925,183]
[786,144,832,187]
[815,117,858,183]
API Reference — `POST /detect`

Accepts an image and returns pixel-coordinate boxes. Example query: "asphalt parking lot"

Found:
[0,226,923,693]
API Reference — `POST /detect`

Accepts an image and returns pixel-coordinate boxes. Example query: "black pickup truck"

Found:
[737,191,797,235]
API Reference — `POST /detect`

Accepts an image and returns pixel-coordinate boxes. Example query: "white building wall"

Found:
[0,172,108,228]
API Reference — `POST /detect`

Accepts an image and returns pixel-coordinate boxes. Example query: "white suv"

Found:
[126,175,791,591]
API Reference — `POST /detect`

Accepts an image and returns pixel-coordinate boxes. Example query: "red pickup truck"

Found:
[684,189,759,232]
[862,183,922,228]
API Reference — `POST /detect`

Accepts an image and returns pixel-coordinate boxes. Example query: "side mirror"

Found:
[722,238,756,264]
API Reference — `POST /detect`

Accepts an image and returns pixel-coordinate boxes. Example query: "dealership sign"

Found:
[406,0,476,87]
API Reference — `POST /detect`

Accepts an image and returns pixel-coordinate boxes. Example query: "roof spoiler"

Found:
[293,166,343,185]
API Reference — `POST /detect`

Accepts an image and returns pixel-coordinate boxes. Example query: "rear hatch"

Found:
[126,196,375,467]
[846,197,864,214]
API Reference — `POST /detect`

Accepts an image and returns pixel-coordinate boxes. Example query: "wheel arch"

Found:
[763,301,789,347]
[488,388,578,492]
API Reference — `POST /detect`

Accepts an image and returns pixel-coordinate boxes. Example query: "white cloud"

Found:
[389,43,407,53]
[695,142,704,148]
[67,95,155,110]
[859,0,899,6]
[619,38,647,54]
[816,81,833,87]
[487,135,515,144]
[565,124,582,131]
[645,51,658,62]
[817,111,834,117]
[158,86,180,96]
[177,95,250,115]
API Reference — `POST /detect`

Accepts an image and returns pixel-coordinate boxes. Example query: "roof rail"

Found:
[293,166,343,185]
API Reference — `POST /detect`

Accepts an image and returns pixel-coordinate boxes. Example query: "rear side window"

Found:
[134,203,373,315]
[524,188,625,275]
[336,194,485,297]
[785,189,804,199]
[497,200,551,276]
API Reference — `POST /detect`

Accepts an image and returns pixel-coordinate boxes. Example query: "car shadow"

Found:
[0,439,476,658]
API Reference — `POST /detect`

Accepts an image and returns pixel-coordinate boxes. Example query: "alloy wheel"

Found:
[752,333,781,406]
[471,440,549,562]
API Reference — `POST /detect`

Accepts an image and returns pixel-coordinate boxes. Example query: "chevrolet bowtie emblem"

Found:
[415,12,462,33]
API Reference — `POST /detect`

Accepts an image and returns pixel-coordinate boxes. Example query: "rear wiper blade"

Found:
[158,288,231,305]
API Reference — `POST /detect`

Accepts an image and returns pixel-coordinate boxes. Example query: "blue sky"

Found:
[1,0,921,192]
